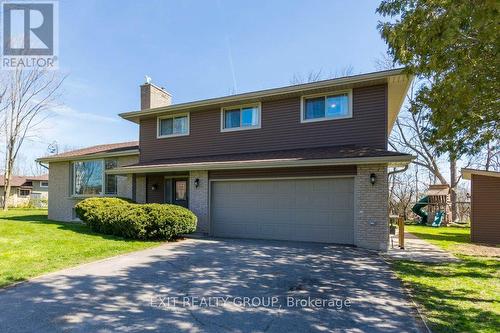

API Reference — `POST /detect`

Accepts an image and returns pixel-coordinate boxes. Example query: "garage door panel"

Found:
[330,178,353,191]
[332,196,354,210]
[211,178,354,244]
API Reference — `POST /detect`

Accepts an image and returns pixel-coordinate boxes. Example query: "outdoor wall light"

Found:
[151,184,158,191]
[194,178,200,188]
[369,173,377,185]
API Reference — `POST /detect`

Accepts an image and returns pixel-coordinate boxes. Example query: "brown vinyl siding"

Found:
[145,172,189,204]
[471,174,500,244]
[209,165,357,180]
[139,84,387,163]
[146,175,164,204]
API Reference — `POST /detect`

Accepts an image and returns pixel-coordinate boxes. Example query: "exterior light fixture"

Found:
[370,173,376,185]
[194,178,200,188]
[151,184,158,191]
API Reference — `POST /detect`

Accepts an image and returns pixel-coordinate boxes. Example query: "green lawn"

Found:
[406,224,471,252]
[393,225,500,333]
[0,209,161,288]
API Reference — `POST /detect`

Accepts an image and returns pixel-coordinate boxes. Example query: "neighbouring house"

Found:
[461,168,500,245]
[0,175,49,207]
[37,69,414,250]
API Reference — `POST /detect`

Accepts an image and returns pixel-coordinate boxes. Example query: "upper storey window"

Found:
[157,113,189,138]
[301,90,352,122]
[221,103,261,132]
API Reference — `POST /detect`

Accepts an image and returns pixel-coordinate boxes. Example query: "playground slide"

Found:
[411,196,429,224]
[432,211,445,227]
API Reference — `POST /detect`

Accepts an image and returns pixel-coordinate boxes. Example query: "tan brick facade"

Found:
[354,164,389,250]
[135,176,146,203]
[48,155,138,222]
[48,161,77,221]
[189,170,209,233]
[140,83,171,110]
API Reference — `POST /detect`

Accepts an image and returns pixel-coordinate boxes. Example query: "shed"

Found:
[461,168,500,244]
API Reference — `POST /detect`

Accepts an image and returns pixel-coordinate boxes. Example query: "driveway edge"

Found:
[0,239,194,291]
[380,254,433,333]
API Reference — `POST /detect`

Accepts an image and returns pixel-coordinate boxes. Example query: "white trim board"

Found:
[106,155,414,175]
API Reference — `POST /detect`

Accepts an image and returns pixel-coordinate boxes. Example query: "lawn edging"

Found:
[0,239,193,291]
[379,254,433,333]
[388,227,500,332]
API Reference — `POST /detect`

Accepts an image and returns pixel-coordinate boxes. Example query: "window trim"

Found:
[157,113,190,139]
[19,189,31,197]
[40,181,48,188]
[71,159,118,197]
[220,102,262,132]
[72,159,105,197]
[104,160,118,195]
[300,89,353,123]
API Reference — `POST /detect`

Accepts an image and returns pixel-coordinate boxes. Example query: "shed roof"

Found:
[461,168,500,180]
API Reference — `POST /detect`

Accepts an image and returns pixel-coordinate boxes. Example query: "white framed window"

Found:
[300,90,352,123]
[72,159,117,196]
[221,103,261,132]
[157,113,190,138]
[40,181,48,187]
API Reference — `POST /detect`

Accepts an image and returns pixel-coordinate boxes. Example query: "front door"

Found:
[164,178,189,208]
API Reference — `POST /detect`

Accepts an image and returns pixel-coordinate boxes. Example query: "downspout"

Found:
[38,161,49,170]
[388,164,409,176]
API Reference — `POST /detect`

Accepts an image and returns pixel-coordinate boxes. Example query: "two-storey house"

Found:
[37,69,413,250]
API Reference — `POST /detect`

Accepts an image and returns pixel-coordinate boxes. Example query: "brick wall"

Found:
[116,155,138,200]
[135,176,146,203]
[48,161,80,221]
[140,84,171,110]
[47,155,138,222]
[354,164,389,250]
[189,170,209,233]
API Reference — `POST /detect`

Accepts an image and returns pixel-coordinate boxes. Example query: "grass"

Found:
[0,208,161,288]
[392,225,500,333]
[405,224,471,252]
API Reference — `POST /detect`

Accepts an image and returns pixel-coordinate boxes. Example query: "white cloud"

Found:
[13,104,137,171]
[49,105,120,123]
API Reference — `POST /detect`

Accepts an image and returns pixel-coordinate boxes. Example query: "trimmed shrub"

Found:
[75,197,197,240]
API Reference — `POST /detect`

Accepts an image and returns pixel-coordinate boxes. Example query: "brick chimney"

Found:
[140,80,172,110]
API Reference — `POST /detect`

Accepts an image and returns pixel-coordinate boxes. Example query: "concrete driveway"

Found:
[0,238,424,332]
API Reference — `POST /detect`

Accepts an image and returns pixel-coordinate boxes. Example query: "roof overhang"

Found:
[107,155,415,175]
[36,149,139,163]
[119,68,413,134]
[462,168,500,180]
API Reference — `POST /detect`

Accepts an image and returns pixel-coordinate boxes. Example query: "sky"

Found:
[20,0,389,171]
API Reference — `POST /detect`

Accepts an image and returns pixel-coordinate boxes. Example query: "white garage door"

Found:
[210,177,354,244]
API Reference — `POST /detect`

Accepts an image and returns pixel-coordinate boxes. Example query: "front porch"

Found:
[133,171,209,233]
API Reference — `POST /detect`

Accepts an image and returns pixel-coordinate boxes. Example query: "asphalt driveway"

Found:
[0,238,424,332]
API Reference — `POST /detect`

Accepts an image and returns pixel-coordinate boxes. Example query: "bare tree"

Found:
[0,66,65,210]
[377,53,479,222]
[389,81,476,222]
[481,140,500,171]
[389,171,416,219]
[389,83,448,184]
[290,65,355,85]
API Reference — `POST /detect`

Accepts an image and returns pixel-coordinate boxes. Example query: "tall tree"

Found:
[389,80,476,222]
[389,83,448,184]
[0,67,65,210]
[377,0,499,156]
